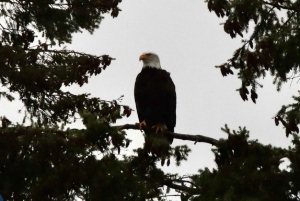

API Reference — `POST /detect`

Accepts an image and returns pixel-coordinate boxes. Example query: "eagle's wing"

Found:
[134,72,146,123]
[164,74,176,132]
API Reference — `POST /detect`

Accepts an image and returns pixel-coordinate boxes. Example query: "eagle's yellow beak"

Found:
[139,54,148,61]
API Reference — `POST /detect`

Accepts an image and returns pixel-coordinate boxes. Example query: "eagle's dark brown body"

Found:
[134,66,176,143]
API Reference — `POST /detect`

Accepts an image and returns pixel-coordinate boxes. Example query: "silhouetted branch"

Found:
[263,1,300,12]
[163,180,199,195]
[113,124,219,146]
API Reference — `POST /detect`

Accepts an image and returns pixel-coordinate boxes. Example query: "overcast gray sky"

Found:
[1,0,297,176]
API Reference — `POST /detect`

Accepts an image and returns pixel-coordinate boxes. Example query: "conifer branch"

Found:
[113,124,219,146]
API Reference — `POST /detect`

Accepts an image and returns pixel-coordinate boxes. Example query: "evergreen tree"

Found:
[0,0,300,201]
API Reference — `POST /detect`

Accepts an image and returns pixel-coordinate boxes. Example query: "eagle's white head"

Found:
[139,52,161,69]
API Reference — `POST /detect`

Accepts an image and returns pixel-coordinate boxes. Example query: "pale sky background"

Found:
[0,0,296,183]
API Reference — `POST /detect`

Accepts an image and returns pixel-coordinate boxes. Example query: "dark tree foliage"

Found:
[0,0,123,125]
[0,1,190,200]
[208,0,300,136]
[189,126,300,201]
[1,0,300,201]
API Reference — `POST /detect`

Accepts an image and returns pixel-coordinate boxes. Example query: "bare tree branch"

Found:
[263,1,300,12]
[163,180,199,195]
[113,124,219,146]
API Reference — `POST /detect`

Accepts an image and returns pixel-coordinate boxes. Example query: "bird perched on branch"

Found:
[134,52,176,144]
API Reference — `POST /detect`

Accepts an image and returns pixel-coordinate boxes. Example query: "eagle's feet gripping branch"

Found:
[152,124,167,134]
[136,120,147,130]
[135,121,167,134]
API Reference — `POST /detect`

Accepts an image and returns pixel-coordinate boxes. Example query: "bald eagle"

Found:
[134,52,176,144]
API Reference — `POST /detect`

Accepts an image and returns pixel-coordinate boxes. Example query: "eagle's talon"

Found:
[136,120,147,130]
[152,124,166,134]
